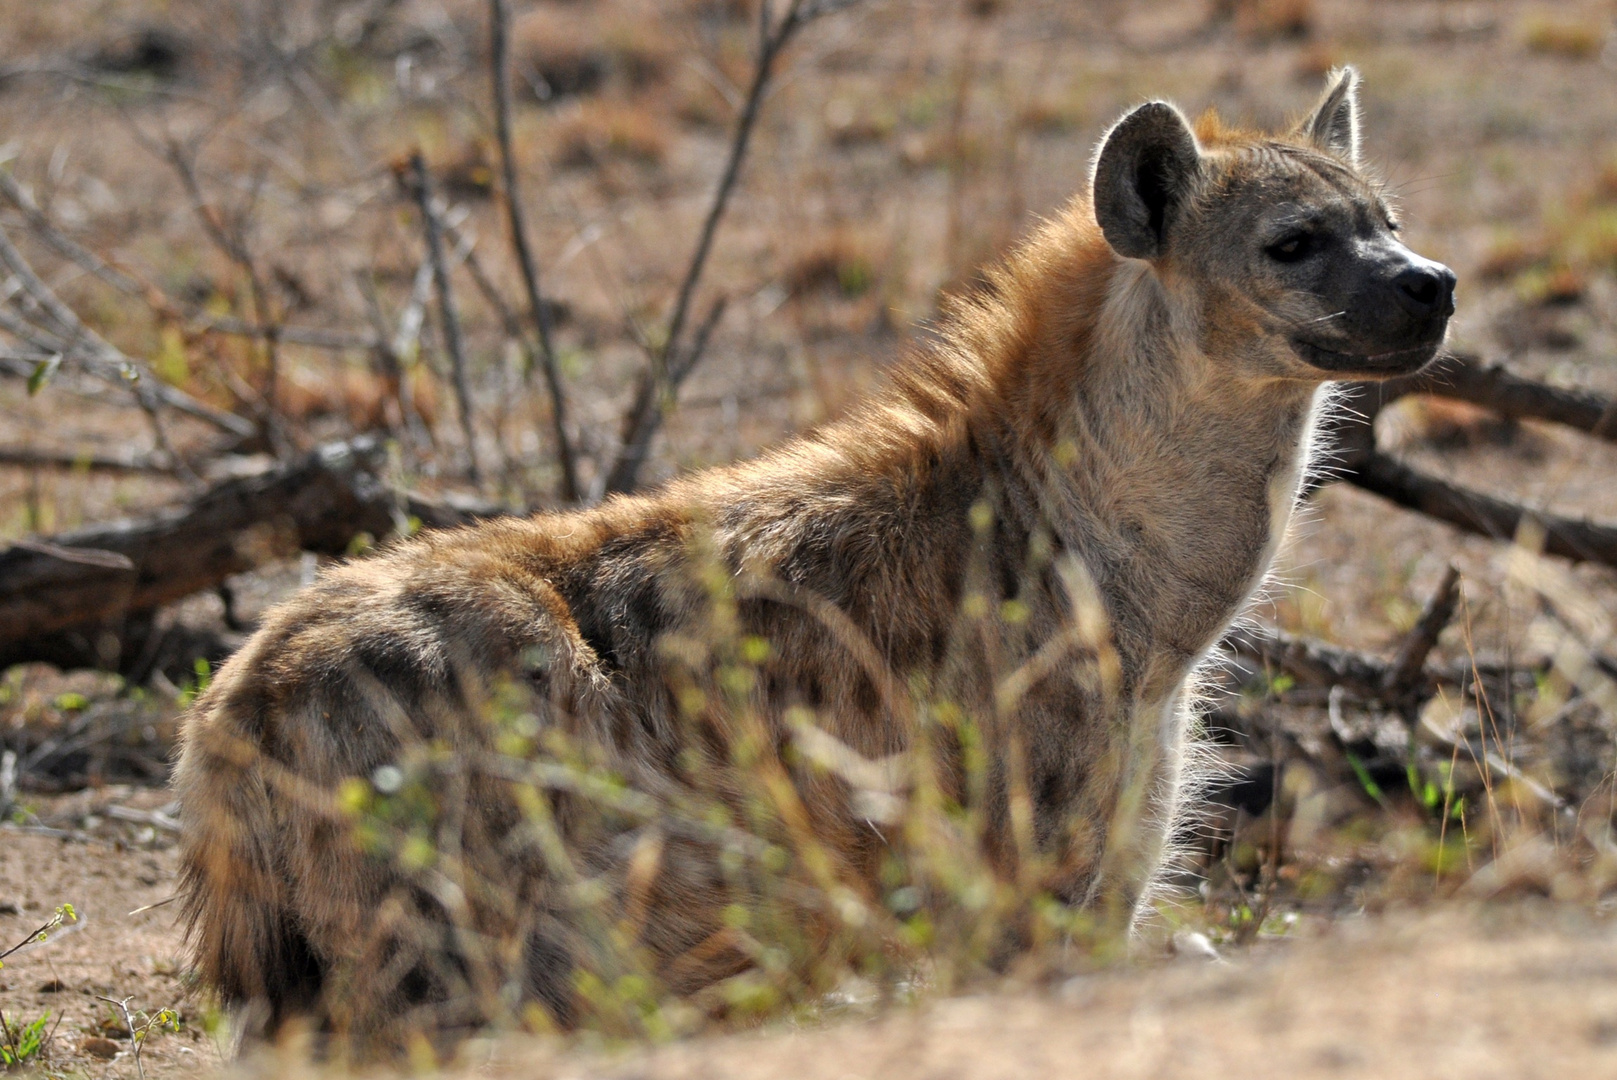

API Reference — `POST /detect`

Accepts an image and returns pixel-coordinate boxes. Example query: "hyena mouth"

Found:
[1288,336,1443,376]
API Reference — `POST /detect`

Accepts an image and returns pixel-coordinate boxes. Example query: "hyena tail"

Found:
[174,714,325,1041]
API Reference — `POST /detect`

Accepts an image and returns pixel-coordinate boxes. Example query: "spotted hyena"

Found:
[174,66,1454,1047]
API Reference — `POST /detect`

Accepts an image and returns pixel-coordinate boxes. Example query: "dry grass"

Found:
[554,102,671,171]
[1522,14,1609,60]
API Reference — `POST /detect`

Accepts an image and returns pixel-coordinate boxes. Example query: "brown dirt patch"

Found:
[0,800,209,1077]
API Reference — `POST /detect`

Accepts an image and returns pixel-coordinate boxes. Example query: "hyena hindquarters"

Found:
[173,525,625,1039]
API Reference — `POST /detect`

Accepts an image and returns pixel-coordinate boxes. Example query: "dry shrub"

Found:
[513,9,673,104]
[1224,0,1313,42]
[785,230,880,299]
[824,98,895,147]
[276,364,440,432]
[213,516,1163,1058]
[1522,16,1607,60]
[554,102,669,170]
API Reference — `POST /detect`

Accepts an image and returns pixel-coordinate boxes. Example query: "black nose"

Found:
[1392,263,1456,318]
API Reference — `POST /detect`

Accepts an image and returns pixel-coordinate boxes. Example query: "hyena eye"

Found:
[1265,232,1317,263]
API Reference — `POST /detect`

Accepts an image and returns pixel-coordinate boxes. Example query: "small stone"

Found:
[0,900,19,915]
[82,1037,123,1059]
[36,978,66,993]
[1170,930,1224,962]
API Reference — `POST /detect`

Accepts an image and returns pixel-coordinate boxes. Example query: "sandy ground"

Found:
[7,812,1617,1080]
[0,802,206,1078]
[515,907,1617,1080]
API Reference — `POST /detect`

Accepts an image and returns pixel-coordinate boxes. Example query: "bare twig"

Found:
[1313,362,1617,570]
[0,444,177,473]
[0,219,254,441]
[190,316,374,352]
[603,0,860,495]
[0,905,76,966]
[410,152,482,485]
[95,996,177,1080]
[0,168,145,298]
[1384,564,1463,695]
[3,166,377,353]
[162,137,288,423]
[490,0,580,502]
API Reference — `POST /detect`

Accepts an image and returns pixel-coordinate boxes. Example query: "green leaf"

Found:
[1345,750,1388,807]
[27,354,61,395]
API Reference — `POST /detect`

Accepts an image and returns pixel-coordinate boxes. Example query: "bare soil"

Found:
[9,818,1617,1080]
[0,801,204,1078]
[519,906,1617,1080]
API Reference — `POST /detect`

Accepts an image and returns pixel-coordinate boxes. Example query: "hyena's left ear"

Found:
[1092,101,1203,261]
[1299,66,1360,165]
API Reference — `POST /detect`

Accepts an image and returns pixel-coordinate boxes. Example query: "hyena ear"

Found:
[1091,101,1203,261]
[1299,66,1360,164]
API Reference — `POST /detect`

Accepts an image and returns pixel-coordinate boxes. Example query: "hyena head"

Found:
[1091,66,1454,380]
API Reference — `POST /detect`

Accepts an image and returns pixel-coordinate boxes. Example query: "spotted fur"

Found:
[173,67,1451,1045]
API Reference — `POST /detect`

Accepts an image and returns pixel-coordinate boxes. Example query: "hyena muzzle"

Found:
[173,66,1452,1049]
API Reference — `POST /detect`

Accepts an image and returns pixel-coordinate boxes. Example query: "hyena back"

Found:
[174,67,1453,1046]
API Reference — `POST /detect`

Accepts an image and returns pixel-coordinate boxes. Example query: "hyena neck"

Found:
[994,252,1323,701]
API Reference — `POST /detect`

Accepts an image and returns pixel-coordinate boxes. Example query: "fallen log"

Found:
[0,437,504,670]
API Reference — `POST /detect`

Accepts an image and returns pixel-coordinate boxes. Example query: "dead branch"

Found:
[603,0,861,496]
[190,317,375,352]
[411,152,482,485]
[0,437,504,671]
[1223,624,1417,703]
[1315,360,1617,570]
[1383,564,1462,695]
[490,0,580,502]
[0,444,177,473]
[1217,620,1527,708]
[0,438,390,668]
[0,218,255,441]
[1354,450,1617,568]
[0,167,146,298]
[1386,351,1617,443]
